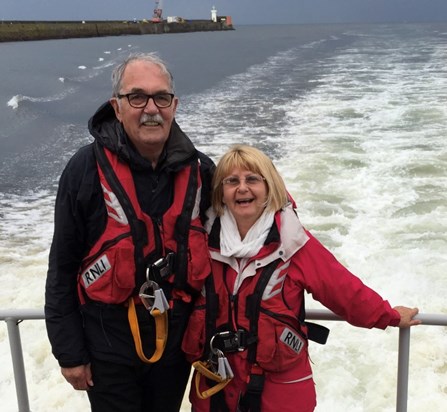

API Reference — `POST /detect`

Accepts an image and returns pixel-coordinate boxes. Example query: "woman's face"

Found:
[222,167,268,232]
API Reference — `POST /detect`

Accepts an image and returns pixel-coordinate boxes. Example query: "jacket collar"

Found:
[209,203,309,269]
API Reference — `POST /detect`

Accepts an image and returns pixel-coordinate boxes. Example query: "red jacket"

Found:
[183,204,400,412]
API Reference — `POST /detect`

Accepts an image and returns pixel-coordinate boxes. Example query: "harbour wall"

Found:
[0,19,234,43]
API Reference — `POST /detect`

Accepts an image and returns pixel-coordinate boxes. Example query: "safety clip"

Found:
[139,280,169,314]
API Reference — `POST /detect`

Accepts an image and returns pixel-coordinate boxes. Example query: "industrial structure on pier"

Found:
[0,2,234,43]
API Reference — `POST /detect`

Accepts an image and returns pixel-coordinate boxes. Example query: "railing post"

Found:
[5,317,31,412]
[396,327,411,412]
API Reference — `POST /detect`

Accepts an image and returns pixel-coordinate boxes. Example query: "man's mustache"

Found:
[140,113,164,125]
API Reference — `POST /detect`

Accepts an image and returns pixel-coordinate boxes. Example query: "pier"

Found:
[0,19,234,43]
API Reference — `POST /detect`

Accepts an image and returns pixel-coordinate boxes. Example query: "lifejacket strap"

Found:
[306,321,330,344]
[238,364,265,412]
[127,296,168,363]
[192,361,232,400]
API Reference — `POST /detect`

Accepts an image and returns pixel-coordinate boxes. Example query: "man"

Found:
[45,52,215,412]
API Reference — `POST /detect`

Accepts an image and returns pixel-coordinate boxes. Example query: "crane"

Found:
[152,0,163,23]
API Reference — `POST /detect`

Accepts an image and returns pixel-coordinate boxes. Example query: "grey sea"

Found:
[0,23,446,411]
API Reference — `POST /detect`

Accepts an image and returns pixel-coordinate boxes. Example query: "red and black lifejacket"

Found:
[77,142,211,305]
[201,219,329,361]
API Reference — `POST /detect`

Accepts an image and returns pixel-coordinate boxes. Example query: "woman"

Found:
[182,145,420,412]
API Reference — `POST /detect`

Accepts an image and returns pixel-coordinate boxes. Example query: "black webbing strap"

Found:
[238,364,265,412]
[204,275,220,357]
[244,259,282,363]
[240,259,282,412]
[306,321,330,344]
[298,295,330,345]
[209,384,230,412]
[173,159,199,290]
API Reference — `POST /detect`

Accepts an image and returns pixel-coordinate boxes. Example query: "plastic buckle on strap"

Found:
[147,252,175,283]
[210,329,247,353]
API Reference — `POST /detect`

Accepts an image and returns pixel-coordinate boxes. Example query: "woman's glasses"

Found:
[222,175,265,187]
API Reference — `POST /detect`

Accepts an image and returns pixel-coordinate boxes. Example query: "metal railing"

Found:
[1,309,446,412]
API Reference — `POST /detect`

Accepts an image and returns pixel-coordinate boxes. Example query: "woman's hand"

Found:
[393,306,422,328]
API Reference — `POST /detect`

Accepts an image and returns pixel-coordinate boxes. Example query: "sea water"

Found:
[0,23,446,411]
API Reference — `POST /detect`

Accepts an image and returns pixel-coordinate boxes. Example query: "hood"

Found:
[88,101,198,171]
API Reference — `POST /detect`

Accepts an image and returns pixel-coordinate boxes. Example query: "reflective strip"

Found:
[282,374,313,384]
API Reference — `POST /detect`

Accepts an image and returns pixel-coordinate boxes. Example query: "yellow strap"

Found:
[192,360,232,399]
[128,297,168,363]
[193,360,224,381]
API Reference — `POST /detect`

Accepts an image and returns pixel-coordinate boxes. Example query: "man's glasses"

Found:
[117,92,175,108]
[222,175,266,187]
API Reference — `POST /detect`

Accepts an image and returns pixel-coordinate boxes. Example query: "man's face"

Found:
[110,60,178,161]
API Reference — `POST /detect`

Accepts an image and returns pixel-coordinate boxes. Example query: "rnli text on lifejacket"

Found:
[280,327,305,354]
[82,255,112,287]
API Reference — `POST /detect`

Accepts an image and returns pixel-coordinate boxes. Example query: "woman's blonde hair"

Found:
[212,145,288,216]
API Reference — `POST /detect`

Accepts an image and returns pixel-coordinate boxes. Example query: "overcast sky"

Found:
[1,0,447,25]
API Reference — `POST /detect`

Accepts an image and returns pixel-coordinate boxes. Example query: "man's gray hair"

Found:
[111,52,175,96]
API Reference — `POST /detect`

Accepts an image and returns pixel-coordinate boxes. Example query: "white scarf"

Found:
[220,207,275,258]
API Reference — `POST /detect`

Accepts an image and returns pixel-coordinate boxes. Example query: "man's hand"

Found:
[393,306,422,328]
[61,364,94,390]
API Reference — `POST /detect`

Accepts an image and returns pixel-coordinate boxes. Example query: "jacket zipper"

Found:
[260,307,306,339]
[81,231,132,269]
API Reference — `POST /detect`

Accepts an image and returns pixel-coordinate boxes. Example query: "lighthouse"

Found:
[211,6,217,22]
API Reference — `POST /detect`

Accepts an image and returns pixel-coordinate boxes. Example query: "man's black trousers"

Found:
[87,357,191,412]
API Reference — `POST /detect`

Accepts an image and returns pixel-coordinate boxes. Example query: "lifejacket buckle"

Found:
[139,280,169,314]
[210,329,248,354]
[147,252,176,283]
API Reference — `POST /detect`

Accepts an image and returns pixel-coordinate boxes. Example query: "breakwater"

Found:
[0,19,234,43]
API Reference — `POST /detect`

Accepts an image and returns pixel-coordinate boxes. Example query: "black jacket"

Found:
[44,102,215,367]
